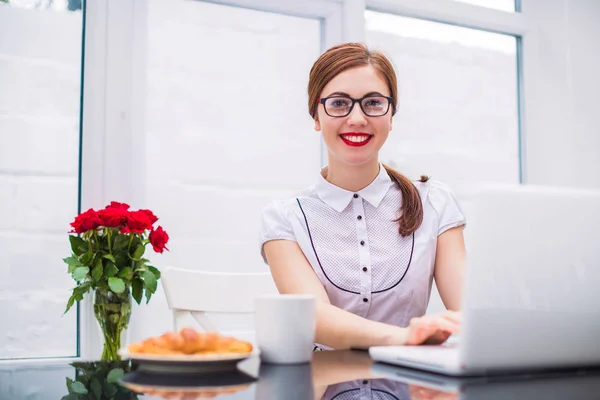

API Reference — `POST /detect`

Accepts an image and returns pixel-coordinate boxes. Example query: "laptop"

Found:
[369,183,600,376]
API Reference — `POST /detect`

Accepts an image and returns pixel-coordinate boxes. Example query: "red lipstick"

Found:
[339,132,373,147]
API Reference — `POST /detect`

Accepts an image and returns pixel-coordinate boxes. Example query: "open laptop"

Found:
[369,183,600,376]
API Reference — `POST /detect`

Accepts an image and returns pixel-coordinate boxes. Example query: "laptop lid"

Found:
[460,184,600,372]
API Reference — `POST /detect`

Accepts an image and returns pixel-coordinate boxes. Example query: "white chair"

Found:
[161,266,279,333]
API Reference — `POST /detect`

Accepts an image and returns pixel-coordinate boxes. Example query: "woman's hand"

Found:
[404,311,461,345]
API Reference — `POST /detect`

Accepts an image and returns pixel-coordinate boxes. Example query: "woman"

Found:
[259,43,466,349]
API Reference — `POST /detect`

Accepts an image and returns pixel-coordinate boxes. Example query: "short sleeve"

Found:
[428,181,466,236]
[258,200,297,263]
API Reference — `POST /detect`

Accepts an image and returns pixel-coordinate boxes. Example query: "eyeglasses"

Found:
[318,94,393,117]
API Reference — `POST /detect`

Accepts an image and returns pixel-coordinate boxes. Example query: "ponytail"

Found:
[382,164,429,237]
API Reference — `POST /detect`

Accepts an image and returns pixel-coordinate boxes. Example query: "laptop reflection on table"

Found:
[370,361,600,400]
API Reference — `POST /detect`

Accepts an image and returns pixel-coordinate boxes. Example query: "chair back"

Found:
[162,266,278,332]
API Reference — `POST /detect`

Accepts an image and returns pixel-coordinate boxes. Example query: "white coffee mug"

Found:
[254,294,316,364]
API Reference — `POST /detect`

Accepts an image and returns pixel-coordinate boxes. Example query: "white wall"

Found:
[522,0,600,188]
[2,0,599,358]
[129,0,323,344]
[0,4,80,358]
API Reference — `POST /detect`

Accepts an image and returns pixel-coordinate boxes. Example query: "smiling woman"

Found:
[259,43,466,350]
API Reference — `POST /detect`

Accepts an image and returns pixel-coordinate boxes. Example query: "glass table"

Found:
[2,350,600,399]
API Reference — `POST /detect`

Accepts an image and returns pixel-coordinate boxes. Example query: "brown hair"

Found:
[307,43,429,237]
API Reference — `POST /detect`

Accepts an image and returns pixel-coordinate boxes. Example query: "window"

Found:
[140,0,322,335]
[0,0,84,358]
[364,7,521,315]
[365,10,520,192]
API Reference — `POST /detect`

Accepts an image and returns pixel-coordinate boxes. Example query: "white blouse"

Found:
[259,164,466,330]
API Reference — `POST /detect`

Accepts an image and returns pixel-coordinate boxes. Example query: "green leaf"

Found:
[63,256,82,267]
[74,291,84,302]
[132,244,145,260]
[81,251,94,265]
[71,381,88,394]
[74,282,91,299]
[72,266,90,281]
[145,288,153,304]
[104,262,119,278]
[103,254,116,263]
[134,259,146,272]
[71,362,95,371]
[113,235,129,251]
[108,277,126,294]
[64,293,76,314]
[148,266,161,280]
[117,267,133,281]
[66,377,75,393]
[61,395,78,400]
[64,256,83,274]
[69,235,89,256]
[132,278,143,305]
[114,252,129,267]
[107,367,124,383]
[142,270,157,293]
[76,374,90,386]
[91,259,103,282]
[103,382,118,397]
[90,377,102,399]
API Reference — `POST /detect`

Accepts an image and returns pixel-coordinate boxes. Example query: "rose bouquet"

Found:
[64,201,169,360]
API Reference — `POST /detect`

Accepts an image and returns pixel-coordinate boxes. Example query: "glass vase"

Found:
[93,287,132,361]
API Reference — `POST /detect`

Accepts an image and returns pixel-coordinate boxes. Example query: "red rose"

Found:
[139,209,158,225]
[149,226,169,253]
[126,210,153,233]
[97,207,127,228]
[106,201,130,211]
[69,208,100,234]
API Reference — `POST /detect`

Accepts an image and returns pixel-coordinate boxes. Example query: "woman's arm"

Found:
[264,240,459,349]
[434,226,467,311]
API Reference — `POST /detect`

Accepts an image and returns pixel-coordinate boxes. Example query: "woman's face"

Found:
[315,65,393,167]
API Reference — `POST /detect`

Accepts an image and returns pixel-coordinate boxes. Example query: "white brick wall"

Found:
[2,0,599,358]
[0,4,81,358]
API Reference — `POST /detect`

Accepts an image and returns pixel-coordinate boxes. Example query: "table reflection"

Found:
[67,360,139,399]
[311,350,455,400]
[45,350,600,400]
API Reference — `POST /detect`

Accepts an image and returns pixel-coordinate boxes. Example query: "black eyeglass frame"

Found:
[318,94,394,117]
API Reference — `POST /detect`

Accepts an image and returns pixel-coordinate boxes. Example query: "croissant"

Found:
[128,328,253,355]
